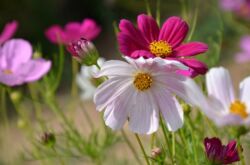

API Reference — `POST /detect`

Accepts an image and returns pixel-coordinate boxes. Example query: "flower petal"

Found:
[94,77,132,111]
[239,77,250,111]
[130,50,154,59]
[0,72,24,86]
[104,86,134,130]
[80,19,101,41]
[177,58,208,76]
[128,91,159,134]
[0,20,18,44]
[16,59,51,82]
[0,39,32,71]
[155,88,184,131]
[137,14,160,43]
[235,52,250,63]
[206,67,235,110]
[45,25,66,44]
[174,42,208,57]
[159,16,189,48]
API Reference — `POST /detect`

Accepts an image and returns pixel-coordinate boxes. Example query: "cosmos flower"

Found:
[204,67,250,126]
[0,20,18,45]
[94,57,205,134]
[77,58,105,100]
[235,36,250,63]
[204,137,239,164]
[118,14,208,77]
[220,0,250,19]
[45,18,101,44]
[0,39,51,86]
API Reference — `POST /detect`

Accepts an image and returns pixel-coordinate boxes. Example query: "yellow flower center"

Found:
[133,72,152,91]
[230,100,248,119]
[149,40,172,58]
[3,69,13,75]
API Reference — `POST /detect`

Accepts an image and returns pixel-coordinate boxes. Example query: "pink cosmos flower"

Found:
[235,35,250,63]
[118,14,208,77]
[45,19,101,45]
[0,39,51,86]
[220,0,250,19]
[0,20,18,45]
[204,137,239,164]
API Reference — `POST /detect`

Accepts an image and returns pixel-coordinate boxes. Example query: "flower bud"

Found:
[151,147,162,158]
[41,132,56,147]
[67,38,99,66]
[10,91,22,104]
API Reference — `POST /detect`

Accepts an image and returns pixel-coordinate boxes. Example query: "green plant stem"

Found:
[172,132,176,165]
[150,133,156,149]
[135,133,150,165]
[156,0,161,26]
[71,59,79,97]
[160,116,173,164]
[237,138,246,165]
[80,102,94,131]
[0,87,8,128]
[187,0,199,42]
[121,130,142,165]
[144,0,152,16]
[52,147,65,165]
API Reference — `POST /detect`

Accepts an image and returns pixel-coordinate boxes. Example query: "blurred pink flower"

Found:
[0,20,18,45]
[118,14,208,77]
[0,39,51,86]
[235,35,250,63]
[45,19,101,45]
[204,137,239,164]
[220,0,250,19]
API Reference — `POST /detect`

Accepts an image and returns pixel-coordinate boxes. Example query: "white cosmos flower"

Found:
[205,67,250,126]
[77,58,105,100]
[93,56,205,134]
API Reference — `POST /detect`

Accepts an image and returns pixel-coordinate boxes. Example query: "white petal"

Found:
[104,86,134,130]
[94,77,132,111]
[128,91,159,134]
[76,75,96,100]
[206,67,235,110]
[239,77,250,112]
[154,88,183,131]
[155,73,207,108]
[94,60,135,78]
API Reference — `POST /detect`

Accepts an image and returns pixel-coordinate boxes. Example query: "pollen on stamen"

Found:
[230,100,248,119]
[149,40,172,58]
[3,69,13,75]
[133,72,153,91]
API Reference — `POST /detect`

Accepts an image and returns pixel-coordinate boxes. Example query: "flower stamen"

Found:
[149,40,172,58]
[230,100,248,119]
[133,72,152,91]
[3,69,13,75]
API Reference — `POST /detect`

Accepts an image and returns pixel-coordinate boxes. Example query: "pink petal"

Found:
[118,32,148,56]
[0,39,32,71]
[159,16,189,48]
[118,19,148,55]
[137,14,159,43]
[178,58,208,76]
[0,20,18,44]
[45,25,66,44]
[0,72,24,86]
[235,52,250,63]
[16,59,51,82]
[130,50,154,59]
[63,22,82,43]
[239,35,250,52]
[174,42,208,57]
[80,19,101,41]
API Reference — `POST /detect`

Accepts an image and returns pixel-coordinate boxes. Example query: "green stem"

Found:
[172,132,176,165]
[187,0,199,42]
[52,147,65,165]
[0,87,8,127]
[237,138,246,165]
[135,133,150,165]
[156,0,161,26]
[121,130,142,165]
[160,116,173,164]
[80,102,94,131]
[151,133,156,149]
[144,0,152,16]
[71,59,79,97]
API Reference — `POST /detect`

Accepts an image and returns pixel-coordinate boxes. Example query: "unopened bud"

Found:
[67,38,99,66]
[17,118,27,128]
[10,91,22,104]
[41,132,56,147]
[151,147,162,158]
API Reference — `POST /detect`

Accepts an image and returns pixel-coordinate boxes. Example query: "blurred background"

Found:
[1,0,250,164]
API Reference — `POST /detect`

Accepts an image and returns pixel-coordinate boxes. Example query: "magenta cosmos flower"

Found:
[0,20,18,45]
[235,35,250,63]
[0,39,51,86]
[204,137,240,164]
[118,14,208,77]
[45,19,101,45]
